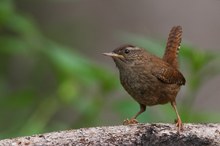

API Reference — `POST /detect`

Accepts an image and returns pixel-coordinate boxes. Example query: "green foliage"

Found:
[0,0,118,139]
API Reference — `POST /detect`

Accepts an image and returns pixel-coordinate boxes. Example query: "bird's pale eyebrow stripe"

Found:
[126,47,141,50]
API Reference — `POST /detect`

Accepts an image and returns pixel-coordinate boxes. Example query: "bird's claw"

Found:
[123,118,138,125]
[175,118,183,133]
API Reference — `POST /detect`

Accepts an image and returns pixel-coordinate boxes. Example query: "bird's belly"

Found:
[120,71,179,106]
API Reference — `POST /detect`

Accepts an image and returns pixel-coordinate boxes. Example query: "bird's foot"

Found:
[123,118,138,125]
[175,118,183,133]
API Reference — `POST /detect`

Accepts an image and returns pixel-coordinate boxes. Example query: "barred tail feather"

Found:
[163,26,182,69]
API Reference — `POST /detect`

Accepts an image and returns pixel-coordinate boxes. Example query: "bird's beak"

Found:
[102,52,124,59]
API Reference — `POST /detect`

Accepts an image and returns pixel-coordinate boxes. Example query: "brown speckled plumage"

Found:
[103,26,185,133]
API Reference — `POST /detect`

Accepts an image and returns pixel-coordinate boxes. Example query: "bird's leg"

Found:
[132,104,146,119]
[123,104,146,125]
[171,101,183,133]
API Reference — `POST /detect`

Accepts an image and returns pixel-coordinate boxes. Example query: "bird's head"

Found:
[103,45,145,69]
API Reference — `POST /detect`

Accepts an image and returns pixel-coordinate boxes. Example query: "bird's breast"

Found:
[119,69,156,104]
[119,68,179,106]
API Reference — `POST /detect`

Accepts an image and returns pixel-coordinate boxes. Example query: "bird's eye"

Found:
[124,49,130,54]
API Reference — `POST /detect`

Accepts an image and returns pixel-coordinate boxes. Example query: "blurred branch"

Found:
[0,123,219,146]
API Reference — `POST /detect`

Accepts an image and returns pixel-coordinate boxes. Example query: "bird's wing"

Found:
[163,26,182,68]
[152,65,185,85]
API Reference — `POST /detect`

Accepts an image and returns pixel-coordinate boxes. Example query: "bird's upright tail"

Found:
[163,26,182,69]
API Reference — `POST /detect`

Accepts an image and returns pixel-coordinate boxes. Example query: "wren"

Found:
[103,26,185,133]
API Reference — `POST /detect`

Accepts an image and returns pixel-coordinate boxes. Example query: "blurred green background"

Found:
[0,0,220,139]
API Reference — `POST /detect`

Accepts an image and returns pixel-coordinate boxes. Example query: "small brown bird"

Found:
[103,26,185,133]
